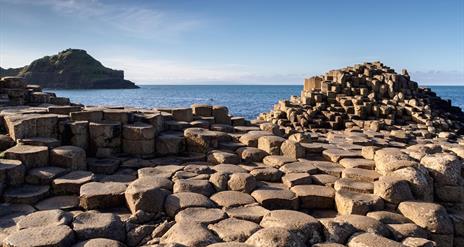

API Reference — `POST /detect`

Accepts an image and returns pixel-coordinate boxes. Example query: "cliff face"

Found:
[0,49,138,89]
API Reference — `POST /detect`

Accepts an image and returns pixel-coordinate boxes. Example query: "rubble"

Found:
[0,69,463,247]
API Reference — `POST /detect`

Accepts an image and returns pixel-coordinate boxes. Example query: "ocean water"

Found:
[48,85,464,120]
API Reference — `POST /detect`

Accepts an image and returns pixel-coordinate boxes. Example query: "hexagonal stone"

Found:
[72,212,125,242]
[323,149,361,162]
[173,179,214,196]
[258,135,286,155]
[402,237,437,247]
[207,150,240,164]
[263,155,296,168]
[212,164,248,174]
[388,223,428,241]
[239,131,273,147]
[245,227,305,247]
[175,207,226,224]
[250,167,282,182]
[0,159,25,186]
[184,128,230,153]
[72,238,126,247]
[225,205,270,223]
[334,178,374,193]
[156,134,185,155]
[52,171,95,195]
[138,165,183,178]
[17,209,72,230]
[311,174,338,186]
[311,161,344,177]
[160,222,219,246]
[211,191,255,208]
[339,158,375,169]
[35,195,79,211]
[291,185,335,209]
[260,210,322,244]
[374,148,413,174]
[366,211,411,224]
[334,215,390,237]
[25,166,67,185]
[319,217,357,244]
[228,173,256,193]
[122,123,155,140]
[3,225,75,247]
[50,146,87,170]
[4,145,48,169]
[125,176,172,214]
[79,182,126,210]
[282,173,312,187]
[398,201,453,234]
[236,147,267,163]
[348,233,403,247]
[164,192,215,217]
[281,140,305,159]
[342,168,381,182]
[420,153,461,186]
[251,187,298,210]
[279,161,318,174]
[374,176,414,204]
[87,158,120,175]
[209,218,261,242]
[335,190,384,215]
[3,185,49,204]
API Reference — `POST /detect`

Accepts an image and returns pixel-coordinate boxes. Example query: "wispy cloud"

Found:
[1,0,203,40]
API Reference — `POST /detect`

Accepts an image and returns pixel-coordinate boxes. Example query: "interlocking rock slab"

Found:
[342,168,381,182]
[319,218,357,243]
[3,184,49,204]
[262,155,296,168]
[347,232,403,247]
[3,225,75,247]
[225,205,270,223]
[164,192,215,217]
[87,158,120,175]
[398,201,453,234]
[279,160,318,174]
[420,153,461,186]
[72,238,126,247]
[208,218,261,242]
[16,209,72,230]
[228,172,257,193]
[334,214,391,237]
[173,179,214,196]
[251,186,298,210]
[52,171,95,194]
[339,158,375,169]
[334,178,374,193]
[250,167,283,182]
[291,185,335,209]
[4,145,48,169]
[280,140,305,159]
[0,159,25,186]
[25,166,67,185]
[50,146,87,170]
[323,149,361,162]
[79,182,126,209]
[260,209,322,244]
[239,131,273,147]
[125,176,172,214]
[35,195,79,210]
[160,222,219,247]
[236,147,267,163]
[258,135,286,155]
[366,211,411,224]
[72,212,125,242]
[211,191,255,208]
[387,223,428,241]
[373,176,414,204]
[245,227,305,247]
[335,190,384,215]
[175,207,226,224]
[282,173,312,187]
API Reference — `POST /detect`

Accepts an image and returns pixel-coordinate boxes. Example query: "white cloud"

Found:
[411,70,464,85]
[1,0,202,40]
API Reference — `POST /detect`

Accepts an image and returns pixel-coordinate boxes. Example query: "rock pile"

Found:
[0,74,463,247]
[259,61,464,135]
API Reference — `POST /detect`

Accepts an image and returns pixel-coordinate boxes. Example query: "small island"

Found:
[0,49,139,89]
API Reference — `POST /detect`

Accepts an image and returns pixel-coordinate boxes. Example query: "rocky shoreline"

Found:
[0,62,463,247]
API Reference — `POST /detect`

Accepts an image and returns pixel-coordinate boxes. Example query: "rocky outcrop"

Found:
[0,49,138,89]
[0,68,463,246]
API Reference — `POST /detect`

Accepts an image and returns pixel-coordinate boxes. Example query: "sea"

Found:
[48,85,464,120]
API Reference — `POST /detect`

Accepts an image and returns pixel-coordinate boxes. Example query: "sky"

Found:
[0,0,463,85]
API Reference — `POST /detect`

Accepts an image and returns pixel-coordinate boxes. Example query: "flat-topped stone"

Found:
[87,158,120,175]
[334,177,374,193]
[236,147,267,163]
[79,182,126,209]
[251,187,298,210]
[73,212,125,242]
[3,184,49,204]
[209,218,261,242]
[263,155,296,168]
[342,167,381,182]
[207,150,240,164]
[125,176,172,214]
[25,166,67,185]
[16,209,72,230]
[280,161,318,174]
[323,148,361,162]
[339,158,375,169]
[173,179,214,196]
[211,191,255,208]
[3,225,75,247]
[291,185,335,209]
[175,207,226,224]
[35,195,79,211]
[4,145,48,169]
[52,171,95,195]
[335,190,384,215]
[348,233,404,247]
[164,192,215,217]
[160,221,219,246]
[398,201,453,234]
[225,205,270,223]
[245,227,305,247]
[0,159,25,186]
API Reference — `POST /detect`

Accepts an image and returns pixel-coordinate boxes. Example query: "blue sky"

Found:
[1,0,463,85]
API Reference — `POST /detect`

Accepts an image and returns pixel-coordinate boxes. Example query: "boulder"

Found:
[374,176,414,204]
[125,176,172,214]
[258,136,286,155]
[420,153,462,186]
[398,201,453,234]
[173,179,214,196]
[335,190,384,215]
[228,172,257,193]
[160,222,219,246]
[245,227,305,247]
[225,205,270,223]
